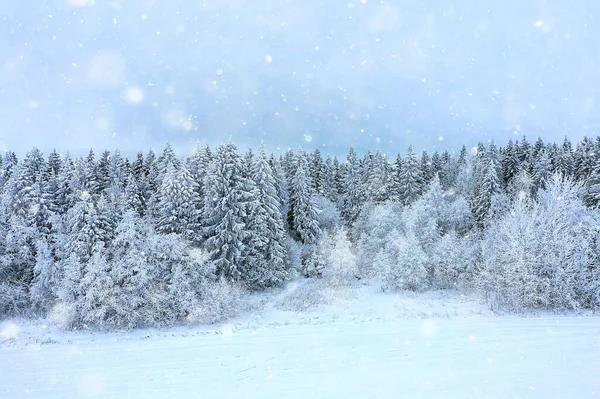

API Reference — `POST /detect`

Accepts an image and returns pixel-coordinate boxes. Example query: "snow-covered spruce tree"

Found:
[471,156,500,229]
[186,143,212,200]
[29,239,59,313]
[125,173,146,217]
[310,148,324,193]
[288,152,321,244]
[558,137,575,178]
[202,142,251,281]
[500,140,520,190]
[58,190,102,304]
[108,149,128,192]
[77,242,116,328]
[421,150,433,187]
[363,150,392,204]
[320,155,338,203]
[342,146,363,225]
[532,150,552,196]
[398,145,423,205]
[269,154,289,211]
[105,210,157,328]
[156,162,201,240]
[0,151,18,190]
[333,156,346,198]
[243,144,290,289]
[574,136,596,182]
[0,216,37,316]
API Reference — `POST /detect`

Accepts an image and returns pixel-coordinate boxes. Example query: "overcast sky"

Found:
[1,0,600,158]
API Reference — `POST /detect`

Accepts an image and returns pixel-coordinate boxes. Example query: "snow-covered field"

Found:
[1,282,599,399]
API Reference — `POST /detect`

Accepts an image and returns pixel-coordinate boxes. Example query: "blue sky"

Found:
[1,0,600,158]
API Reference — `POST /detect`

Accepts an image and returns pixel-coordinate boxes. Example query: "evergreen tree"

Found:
[29,239,58,313]
[574,137,596,182]
[342,147,363,224]
[245,144,290,289]
[202,142,251,280]
[157,163,201,240]
[558,137,575,178]
[532,150,552,195]
[421,150,433,186]
[96,150,111,193]
[289,153,321,244]
[398,145,423,205]
[472,156,500,229]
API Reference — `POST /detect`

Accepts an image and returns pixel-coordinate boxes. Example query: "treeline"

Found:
[0,136,599,329]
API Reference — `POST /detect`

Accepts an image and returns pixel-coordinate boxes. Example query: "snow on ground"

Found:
[1,281,599,398]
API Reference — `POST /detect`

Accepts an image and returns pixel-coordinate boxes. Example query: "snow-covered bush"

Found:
[479,176,596,311]
[314,194,342,232]
[173,248,243,325]
[0,282,28,318]
[300,249,325,278]
[378,230,428,292]
[318,227,359,286]
[430,232,479,290]
[445,195,475,235]
[275,278,356,312]
[187,277,243,325]
[355,201,404,277]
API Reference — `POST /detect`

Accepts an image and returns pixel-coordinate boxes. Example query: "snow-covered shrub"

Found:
[479,176,597,311]
[285,235,303,275]
[430,232,479,290]
[314,194,342,232]
[48,302,77,330]
[445,195,475,236]
[173,248,243,325]
[318,227,359,286]
[0,282,28,318]
[378,230,428,292]
[275,278,356,311]
[300,249,325,278]
[188,277,243,324]
[29,240,60,314]
[355,201,404,277]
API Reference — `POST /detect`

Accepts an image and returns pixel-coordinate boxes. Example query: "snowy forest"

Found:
[1,136,600,330]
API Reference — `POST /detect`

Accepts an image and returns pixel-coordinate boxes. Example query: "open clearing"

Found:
[1,283,599,399]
